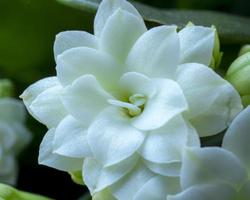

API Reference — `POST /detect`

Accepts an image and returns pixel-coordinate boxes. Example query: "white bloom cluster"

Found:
[0,98,31,184]
[168,106,250,200]
[21,0,243,199]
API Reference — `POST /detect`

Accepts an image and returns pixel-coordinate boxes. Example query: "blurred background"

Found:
[0,0,249,199]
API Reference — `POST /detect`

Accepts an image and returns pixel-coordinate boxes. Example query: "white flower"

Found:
[0,98,31,185]
[168,106,250,200]
[21,0,242,199]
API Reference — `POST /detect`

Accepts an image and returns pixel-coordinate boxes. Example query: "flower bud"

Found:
[238,44,250,56]
[0,79,14,98]
[0,183,52,200]
[226,52,250,106]
[210,25,223,69]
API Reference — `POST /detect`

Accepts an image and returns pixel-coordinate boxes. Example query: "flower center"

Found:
[108,93,146,117]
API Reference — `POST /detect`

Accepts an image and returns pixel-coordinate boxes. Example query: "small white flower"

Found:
[168,106,250,200]
[0,98,31,185]
[21,0,242,199]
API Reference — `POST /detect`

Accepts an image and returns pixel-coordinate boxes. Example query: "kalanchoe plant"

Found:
[0,79,31,185]
[167,106,250,200]
[21,0,243,199]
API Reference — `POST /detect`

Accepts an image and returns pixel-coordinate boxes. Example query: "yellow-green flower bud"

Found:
[210,25,223,69]
[0,183,52,200]
[0,79,14,98]
[226,52,250,106]
[69,171,84,185]
[238,44,250,56]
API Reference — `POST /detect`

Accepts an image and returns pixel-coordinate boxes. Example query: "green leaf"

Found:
[0,183,53,200]
[57,0,100,12]
[57,0,250,44]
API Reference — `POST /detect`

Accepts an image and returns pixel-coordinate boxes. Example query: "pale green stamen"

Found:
[129,94,146,107]
[108,94,146,117]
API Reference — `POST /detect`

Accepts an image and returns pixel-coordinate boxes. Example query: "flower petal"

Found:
[10,122,31,154]
[56,47,120,90]
[167,183,237,200]
[222,106,250,173]
[119,72,156,98]
[181,147,247,190]
[186,122,201,147]
[100,9,146,62]
[54,31,98,61]
[132,79,188,131]
[0,98,26,123]
[178,26,215,65]
[20,76,60,109]
[94,0,142,37]
[0,122,16,150]
[53,116,92,158]
[145,160,181,177]
[0,120,30,155]
[139,116,188,163]
[83,154,139,193]
[110,163,154,200]
[134,176,180,200]
[126,26,180,78]
[29,85,67,128]
[0,154,17,185]
[87,107,144,166]
[142,123,199,177]
[61,75,113,126]
[83,158,102,193]
[38,128,83,172]
[176,63,242,137]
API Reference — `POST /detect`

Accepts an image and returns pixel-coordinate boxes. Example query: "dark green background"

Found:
[0,0,249,199]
